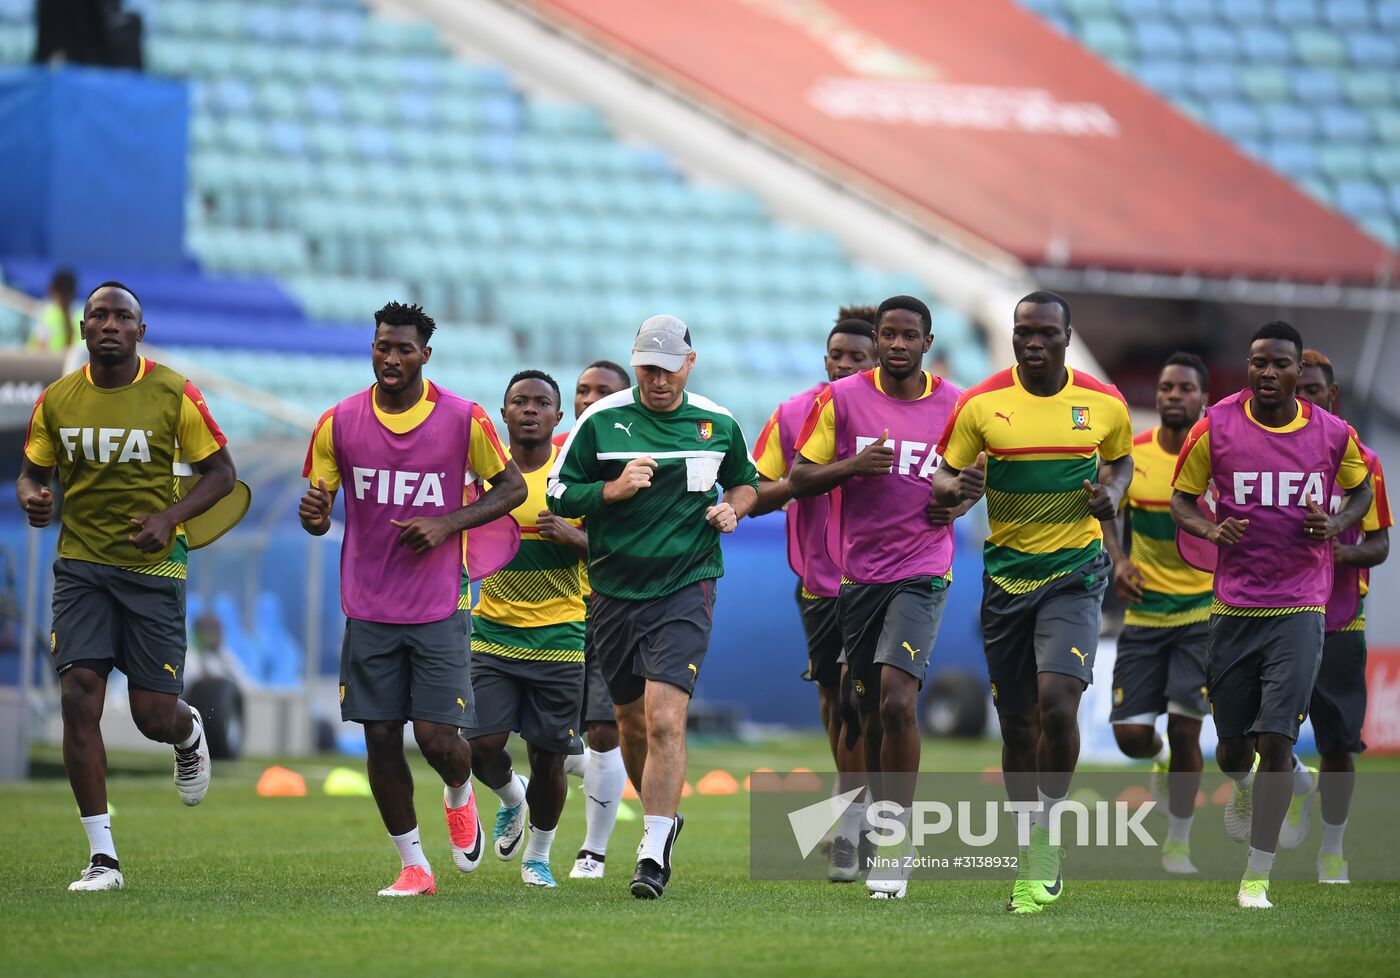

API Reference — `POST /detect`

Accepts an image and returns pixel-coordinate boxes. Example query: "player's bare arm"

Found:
[788,430,894,499]
[1334,526,1388,569]
[16,458,56,528]
[299,478,336,536]
[1085,454,1133,521]
[924,496,975,527]
[131,447,238,554]
[749,475,791,517]
[930,452,986,507]
[1304,475,1372,542]
[535,509,588,559]
[706,483,757,533]
[392,460,528,555]
[1101,510,1144,604]
[1171,488,1249,545]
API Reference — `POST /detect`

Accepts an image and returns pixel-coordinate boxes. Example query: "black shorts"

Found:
[838,576,949,712]
[51,557,187,694]
[982,552,1111,716]
[796,585,843,689]
[1110,622,1209,723]
[339,612,474,727]
[1310,629,1368,755]
[1207,610,1323,743]
[580,611,616,725]
[464,652,585,755]
[588,580,716,705]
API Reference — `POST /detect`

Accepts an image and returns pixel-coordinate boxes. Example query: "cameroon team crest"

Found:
[696,420,714,441]
[1071,405,1091,430]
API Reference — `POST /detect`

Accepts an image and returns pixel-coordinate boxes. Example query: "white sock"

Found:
[523,824,556,864]
[444,778,473,810]
[175,711,202,750]
[1033,788,1067,832]
[582,746,626,855]
[494,772,526,809]
[1320,818,1347,857]
[837,799,867,844]
[564,750,586,779]
[1153,738,1170,766]
[1246,846,1275,876]
[1291,756,1313,795]
[1167,813,1193,847]
[80,812,116,861]
[638,815,673,865]
[390,826,431,871]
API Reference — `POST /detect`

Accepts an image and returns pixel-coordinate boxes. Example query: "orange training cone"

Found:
[747,768,778,793]
[681,781,694,798]
[622,779,640,800]
[697,770,739,796]
[256,765,307,797]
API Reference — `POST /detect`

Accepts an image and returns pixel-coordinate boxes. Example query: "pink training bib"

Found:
[776,381,841,598]
[331,384,477,624]
[824,370,961,585]
[1177,390,1351,609]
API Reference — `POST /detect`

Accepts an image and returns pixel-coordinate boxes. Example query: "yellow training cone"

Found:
[616,802,638,823]
[323,766,372,797]
[256,765,306,797]
[696,770,739,796]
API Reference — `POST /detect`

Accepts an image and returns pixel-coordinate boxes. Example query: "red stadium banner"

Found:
[1364,646,1400,756]
[528,0,1395,282]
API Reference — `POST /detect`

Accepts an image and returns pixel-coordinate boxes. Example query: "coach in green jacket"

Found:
[547,314,757,900]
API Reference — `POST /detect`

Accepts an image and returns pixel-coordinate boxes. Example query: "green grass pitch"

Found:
[2,735,1397,977]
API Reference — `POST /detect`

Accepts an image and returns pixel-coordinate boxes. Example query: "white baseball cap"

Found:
[630,314,693,372]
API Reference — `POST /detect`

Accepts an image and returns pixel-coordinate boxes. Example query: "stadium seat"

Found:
[1238,25,1292,62]
[1292,27,1347,66]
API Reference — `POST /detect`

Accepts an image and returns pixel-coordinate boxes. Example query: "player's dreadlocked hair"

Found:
[505,369,561,409]
[835,305,879,325]
[1251,320,1303,360]
[374,301,436,345]
[1301,349,1334,388]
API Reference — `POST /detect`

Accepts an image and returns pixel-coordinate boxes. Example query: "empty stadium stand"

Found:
[0,0,989,440]
[1019,0,1400,249]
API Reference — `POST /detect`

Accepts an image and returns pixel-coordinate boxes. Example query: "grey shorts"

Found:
[1207,610,1324,742]
[51,557,187,694]
[797,586,843,688]
[838,576,949,712]
[589,580,716,705]
[1310,629,1367,755]
[1110,622,1209,723]
[982,551,1111,716]
[580,610,616,726]
[464,652,585,755]
[339,612,474,727]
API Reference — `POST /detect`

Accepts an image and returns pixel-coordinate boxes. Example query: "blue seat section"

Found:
[0,0,990,443]
[1018,0,1400,249]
